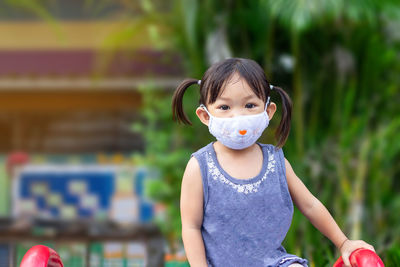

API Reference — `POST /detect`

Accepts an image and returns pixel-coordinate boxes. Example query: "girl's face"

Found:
[196,73,276,125]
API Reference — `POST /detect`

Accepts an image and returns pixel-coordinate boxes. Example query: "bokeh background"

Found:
[0,0,399,266]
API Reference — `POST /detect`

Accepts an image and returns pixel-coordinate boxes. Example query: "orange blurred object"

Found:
[6,151,30,177]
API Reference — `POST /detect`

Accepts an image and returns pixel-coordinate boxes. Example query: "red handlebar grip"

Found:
[20,245,64,267]
[333,248,384,267]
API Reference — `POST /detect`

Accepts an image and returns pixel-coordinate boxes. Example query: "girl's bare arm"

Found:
[284,157,348,247]
[284,157,375,266]
[180,156,208,267]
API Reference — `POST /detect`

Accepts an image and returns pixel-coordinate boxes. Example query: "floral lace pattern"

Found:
[206,147,276,194]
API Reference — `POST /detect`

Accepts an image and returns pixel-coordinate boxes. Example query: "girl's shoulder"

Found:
[190,142,214,158]
[257,142,282,154]
[258,143,286,166]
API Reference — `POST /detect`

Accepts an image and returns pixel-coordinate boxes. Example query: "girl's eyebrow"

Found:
[243,95,257,100]
[215,97,232,101]
[217,95,257,101]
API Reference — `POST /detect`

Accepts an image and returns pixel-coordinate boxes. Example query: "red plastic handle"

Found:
[20,245,64,267]
[333,248,384,267]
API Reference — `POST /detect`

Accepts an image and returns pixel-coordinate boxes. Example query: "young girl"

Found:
[172,58,375,267]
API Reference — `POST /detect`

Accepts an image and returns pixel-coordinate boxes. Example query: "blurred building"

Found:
[0,1,182,154]
[0,1,184,266]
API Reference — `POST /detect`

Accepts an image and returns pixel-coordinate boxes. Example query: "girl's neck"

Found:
[213,141,260,157]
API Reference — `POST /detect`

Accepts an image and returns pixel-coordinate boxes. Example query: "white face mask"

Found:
[200,96,270,150]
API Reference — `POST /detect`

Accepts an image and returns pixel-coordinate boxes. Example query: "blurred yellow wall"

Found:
[0,21,164,50]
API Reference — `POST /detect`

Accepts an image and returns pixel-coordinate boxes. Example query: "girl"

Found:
[172,58,375,267]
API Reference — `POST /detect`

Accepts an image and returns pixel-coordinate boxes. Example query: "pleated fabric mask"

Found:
[200,96,270,150]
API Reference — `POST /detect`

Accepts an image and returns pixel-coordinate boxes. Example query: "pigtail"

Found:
[270,85,292,149]
[172,78,199,125]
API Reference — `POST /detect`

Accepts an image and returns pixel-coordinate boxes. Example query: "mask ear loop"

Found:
[200,104,212,116]
[265,96,270,111]
[265,84,274,111]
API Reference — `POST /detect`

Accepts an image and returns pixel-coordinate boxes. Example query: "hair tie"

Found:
[198,80,201,85]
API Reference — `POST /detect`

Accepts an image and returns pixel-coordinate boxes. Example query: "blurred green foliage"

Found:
[131,84,212,254]
[130,0,400,265]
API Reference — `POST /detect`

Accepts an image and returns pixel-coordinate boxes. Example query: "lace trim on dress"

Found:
[206,147,276,194]
[278,256,308,266]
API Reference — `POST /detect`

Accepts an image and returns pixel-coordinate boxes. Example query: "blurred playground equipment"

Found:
[0,155,167,266]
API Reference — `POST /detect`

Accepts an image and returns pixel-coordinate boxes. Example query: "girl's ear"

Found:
[196,106,210,126]
[267,102,277,120]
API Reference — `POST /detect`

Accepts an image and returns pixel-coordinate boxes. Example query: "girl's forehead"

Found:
[218,74,255,98]
[225,72,244,85]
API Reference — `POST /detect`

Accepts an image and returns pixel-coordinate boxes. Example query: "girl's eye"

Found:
[245,103,256,109]
[219,105,230,110]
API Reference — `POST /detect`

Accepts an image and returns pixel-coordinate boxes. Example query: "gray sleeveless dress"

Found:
[190,141,309,267]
